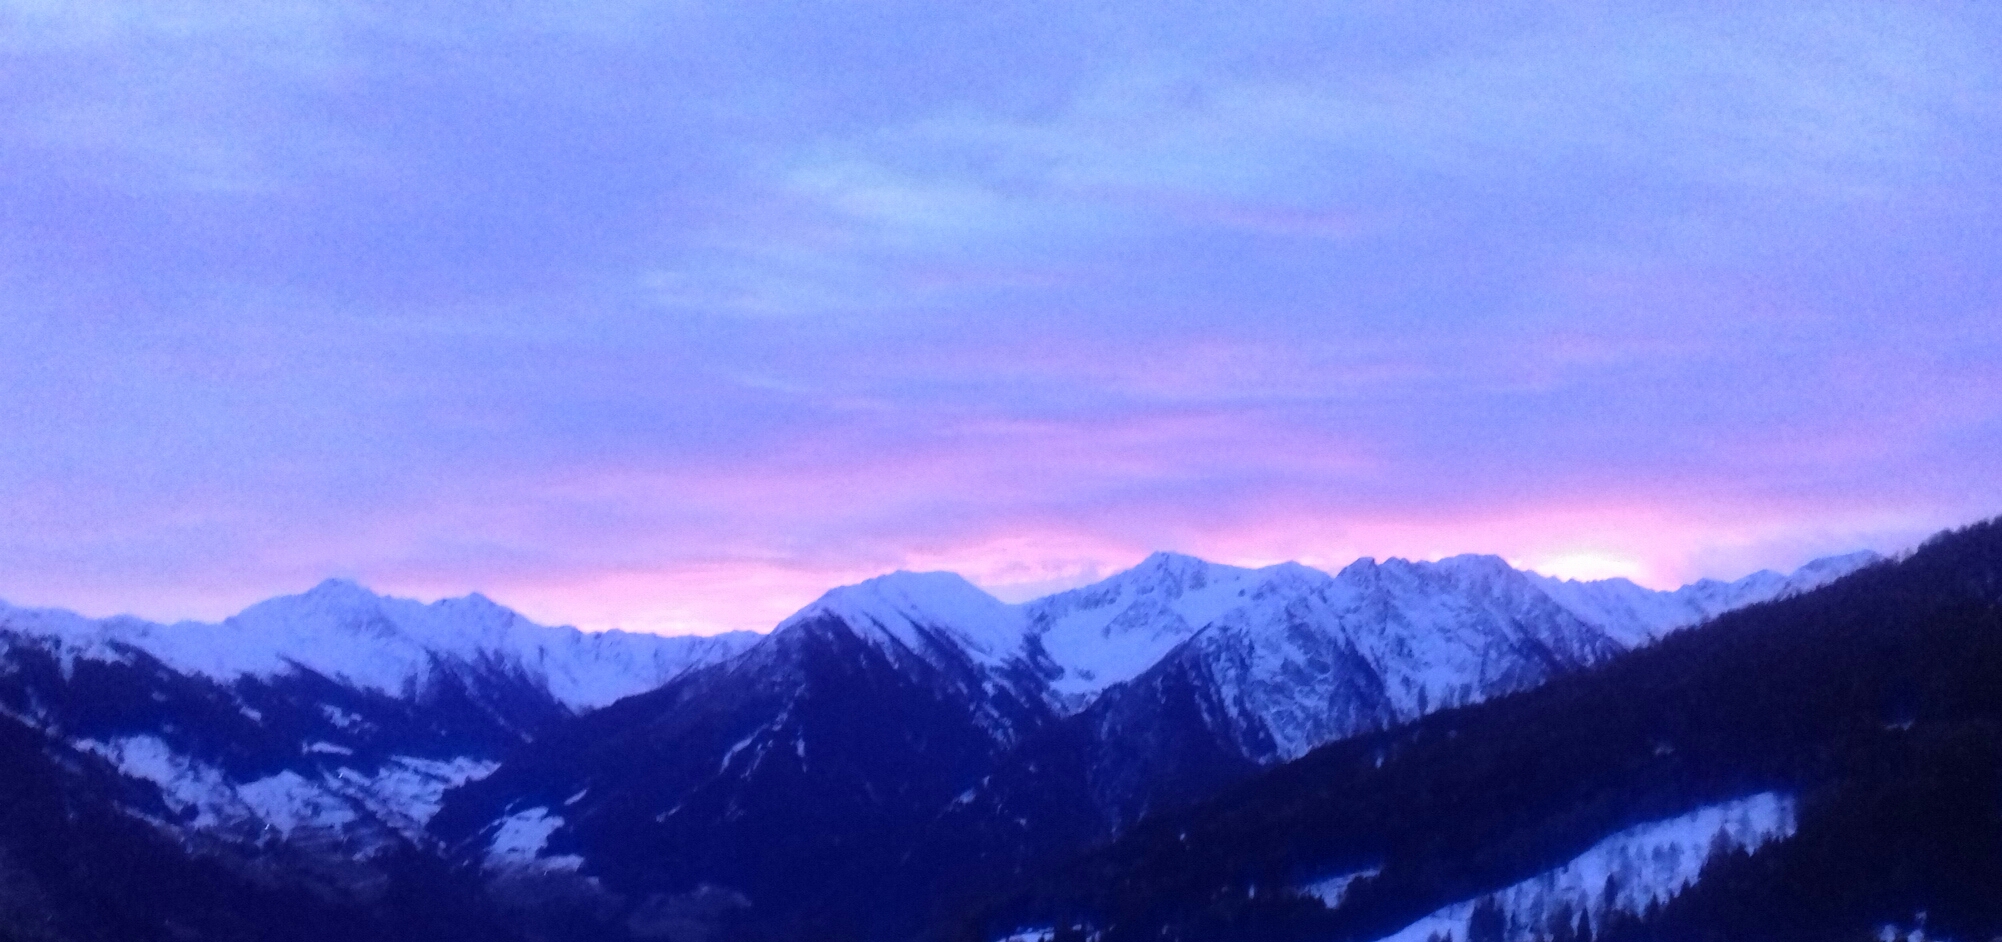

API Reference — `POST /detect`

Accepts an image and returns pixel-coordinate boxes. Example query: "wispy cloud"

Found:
[0,1,1996,630]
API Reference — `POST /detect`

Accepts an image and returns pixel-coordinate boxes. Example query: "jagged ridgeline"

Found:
[0,530,1941,942]
[971,521,2002,942]
[426,549,1869,940]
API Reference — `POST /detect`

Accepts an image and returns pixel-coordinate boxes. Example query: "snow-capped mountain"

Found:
[783,570,1033,675]
[924,555,1644,857]
[0,543,1888,942]
[868,547,1886,932]
[420,577,1047,942]
[980,521,2002,942]
[422,547,1881,940]
[0,578,757,711]
[1530,549,1884,646]
[0,581,756,884]
[431,572,1063,905]
[1014,549,1880,774]
[1023,552,1267,706]
[1132,554,1622,763]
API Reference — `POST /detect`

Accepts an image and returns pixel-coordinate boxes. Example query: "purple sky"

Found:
[3,2,1999,634]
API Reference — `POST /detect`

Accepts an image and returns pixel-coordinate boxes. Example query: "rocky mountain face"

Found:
[1022,549,1881,767]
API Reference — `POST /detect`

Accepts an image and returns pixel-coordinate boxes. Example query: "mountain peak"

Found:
[1414,553,1532,590]
[254,582,523,639]
[429,590,519,623]
[236,579,392,628]
[784,570,1025,664]
[1335,556,1380,579]
[1135,550,1213,570]
[1245,560,1336,595]
[301,577,381,604]
[1115,551,1240,597]
[1427,553,1515,573]
[810,570,998,613]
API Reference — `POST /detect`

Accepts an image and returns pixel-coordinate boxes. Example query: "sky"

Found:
[2,1,1999,634]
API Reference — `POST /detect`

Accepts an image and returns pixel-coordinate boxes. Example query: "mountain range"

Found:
[0,545,1887,941]
[983,522,2002,942]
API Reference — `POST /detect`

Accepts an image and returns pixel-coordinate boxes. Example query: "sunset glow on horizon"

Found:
[2,2,1996,634]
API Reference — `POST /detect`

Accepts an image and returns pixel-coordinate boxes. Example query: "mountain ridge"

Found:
[967,523,1999,942]
[416,547,1881,941]
[0,579,761,711]
[0,544,1888,942]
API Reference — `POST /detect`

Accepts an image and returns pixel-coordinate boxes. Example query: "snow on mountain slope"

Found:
[427,574,1073,939]
[1027,550,1612,725]
[75,734,497,846]
[935,554,1655,846]
[0,616,540,864]
[1332,555,1625,717]
[1066,547,1886,762]
[1531,551,1883,647]
[483,807,584,873]
[1363,792,1798,942]
[1025,552,1263,703]
[780,570,1030,672]
[1134,554,1627,762]
[752,547,1887,834]
[936,547,1876,848]
[1016,550,1878,734]
[720,570,1060,751]
[0,579,757,711]
[1303,866,1384,908]
[0,547,1874,724]
[0,581,758,878]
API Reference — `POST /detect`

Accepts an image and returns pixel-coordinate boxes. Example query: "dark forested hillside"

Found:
[967,520,2002,942]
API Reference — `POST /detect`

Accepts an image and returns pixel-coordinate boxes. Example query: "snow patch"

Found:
[486,807,584,872]
[75,735,239,830]
[1877,914,1944,942]
[719,729,762,774]
[237,771,358,837]
[76,735,496,843]
[330,755,500,840]
[320,705,365,729]
[1303,865,1382,907]
[1365,792,1797,942]
[990,926,1099,942]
